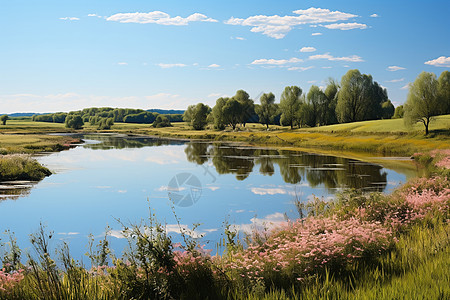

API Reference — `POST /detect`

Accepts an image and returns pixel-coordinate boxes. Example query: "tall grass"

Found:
[0,151,449,299]
[0,155,51,181]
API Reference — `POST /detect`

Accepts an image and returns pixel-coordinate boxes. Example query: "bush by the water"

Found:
[0,155,51,181]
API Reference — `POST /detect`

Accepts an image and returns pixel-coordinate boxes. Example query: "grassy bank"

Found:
[1,115,449,156]
[0,155,51,181]
[0,150,448,299]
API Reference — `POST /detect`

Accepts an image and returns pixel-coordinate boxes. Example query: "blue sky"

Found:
[1,0,449,113]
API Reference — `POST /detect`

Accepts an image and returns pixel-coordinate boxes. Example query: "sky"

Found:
[1,0,449,113]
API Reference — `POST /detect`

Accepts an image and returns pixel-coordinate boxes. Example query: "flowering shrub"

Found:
[0,268,24,294]
[222,216,393,285]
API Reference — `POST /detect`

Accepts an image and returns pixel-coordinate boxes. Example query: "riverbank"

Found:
[0,154,51,181]
[2,116,449,157]
[0,150,448,299]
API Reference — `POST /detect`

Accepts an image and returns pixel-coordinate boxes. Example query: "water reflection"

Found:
[184,142,388,192]
[83,134,185,150]
[0,181,35,201]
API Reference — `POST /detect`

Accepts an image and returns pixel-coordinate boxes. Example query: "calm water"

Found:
[0,134,415,261]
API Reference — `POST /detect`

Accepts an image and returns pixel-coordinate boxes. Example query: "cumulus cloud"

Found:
[311,32,323,36]
[88,14,103,18]
[106,11,217,25]
[386,78,404,83]
[251,57,303,65]
[370,13,379,18]
[225,7,358,39]
[300,46,317,52]
[59,17,79,21]
[424,56,450,67]
[322,22,367,30]
[231,212,287,234]
[387,66,406,71]
[208,64,221,68]
[157,63,187,68]
[309,53,364,62]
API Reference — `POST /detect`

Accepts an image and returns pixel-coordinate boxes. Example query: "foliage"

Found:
[183,103,210,130]
[152,115,172,128]
[97,117,114,130]
[0,155,52,181]
[381,100,395,119]
[211,97,228,130]
[438,70,450,114]
[223,98,242,130]
[255,92,278,129]
[336,70,387,123]
[404,71,441,135]
[1,115,9,125]
[393,105,404,119]
[279,86,302,129]
[65,115,84,129]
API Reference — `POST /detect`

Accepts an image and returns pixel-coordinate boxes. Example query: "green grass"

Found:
[0,155,51,181]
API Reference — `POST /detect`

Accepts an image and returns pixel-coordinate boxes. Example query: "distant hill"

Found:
[147,109,185,115]
[2,113,48,117]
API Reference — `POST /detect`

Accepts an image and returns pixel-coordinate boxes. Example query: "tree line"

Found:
[32,107,183,129]
[183,69,449,134]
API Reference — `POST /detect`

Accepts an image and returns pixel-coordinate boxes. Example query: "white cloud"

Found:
[251,187,288,195]
[88,14,102,18]
[59,17,79,21]
[232,36,246,40]
[308,80,317,83]
[288,66,314,71]
[300,46,316,52]
[106,11,217,25]
[386,78,404,83]
[157,63,187,68]
[231,212,286,234]
[387,66,406,71]
[322,66,332,69]
[424,56,450,67]
[370,13,379,18]
[208,64,221,68]
[309,53,364,62]
[401,84,410,90]
[251,57,303,65]
[225,7,358,39]
[311,32,323,36]
[117,62,128,65]
[322,22,367,30]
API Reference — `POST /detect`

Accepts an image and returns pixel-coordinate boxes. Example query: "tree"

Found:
[404,72,441,135]
[255,92,277,128]
[232,90,255,126]
[152,115,172,128]
[323,78,339,125]
[0,115,9,125]
[188,103,210,130]
[65,115,84,129]
[306,85,327,126]
[279,86,302,129]
[336,69,386,123]
[97,117,114,130]
[381,100,395,119]
[393,105,404,119]
[438,70,450,114]
[182,105,195,123]
[223,99,242,130]
[211,97,228,130]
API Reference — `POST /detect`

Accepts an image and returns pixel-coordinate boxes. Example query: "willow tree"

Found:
[279,86,302,129]
[438,70,450,114]
[255,92,277,128]
[404,71,440,135]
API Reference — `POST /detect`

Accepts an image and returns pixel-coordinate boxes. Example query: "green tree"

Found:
[323,78,339,125]
[65,115,84,129]
[211,97,228,130]
[0,115,9,125]
[255,92,277,128]
[97,117,114,130]
[223,98,242,130]
[404,71,440,135]
[232,90,255,126]
[189,103,210,130]
[306,85,327,126]
[279,86,302,129]
[438,70,450,114]
[336,69,386,123]
[393,105,404,119]
[152,115,172,128]
[381,100,395,119]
